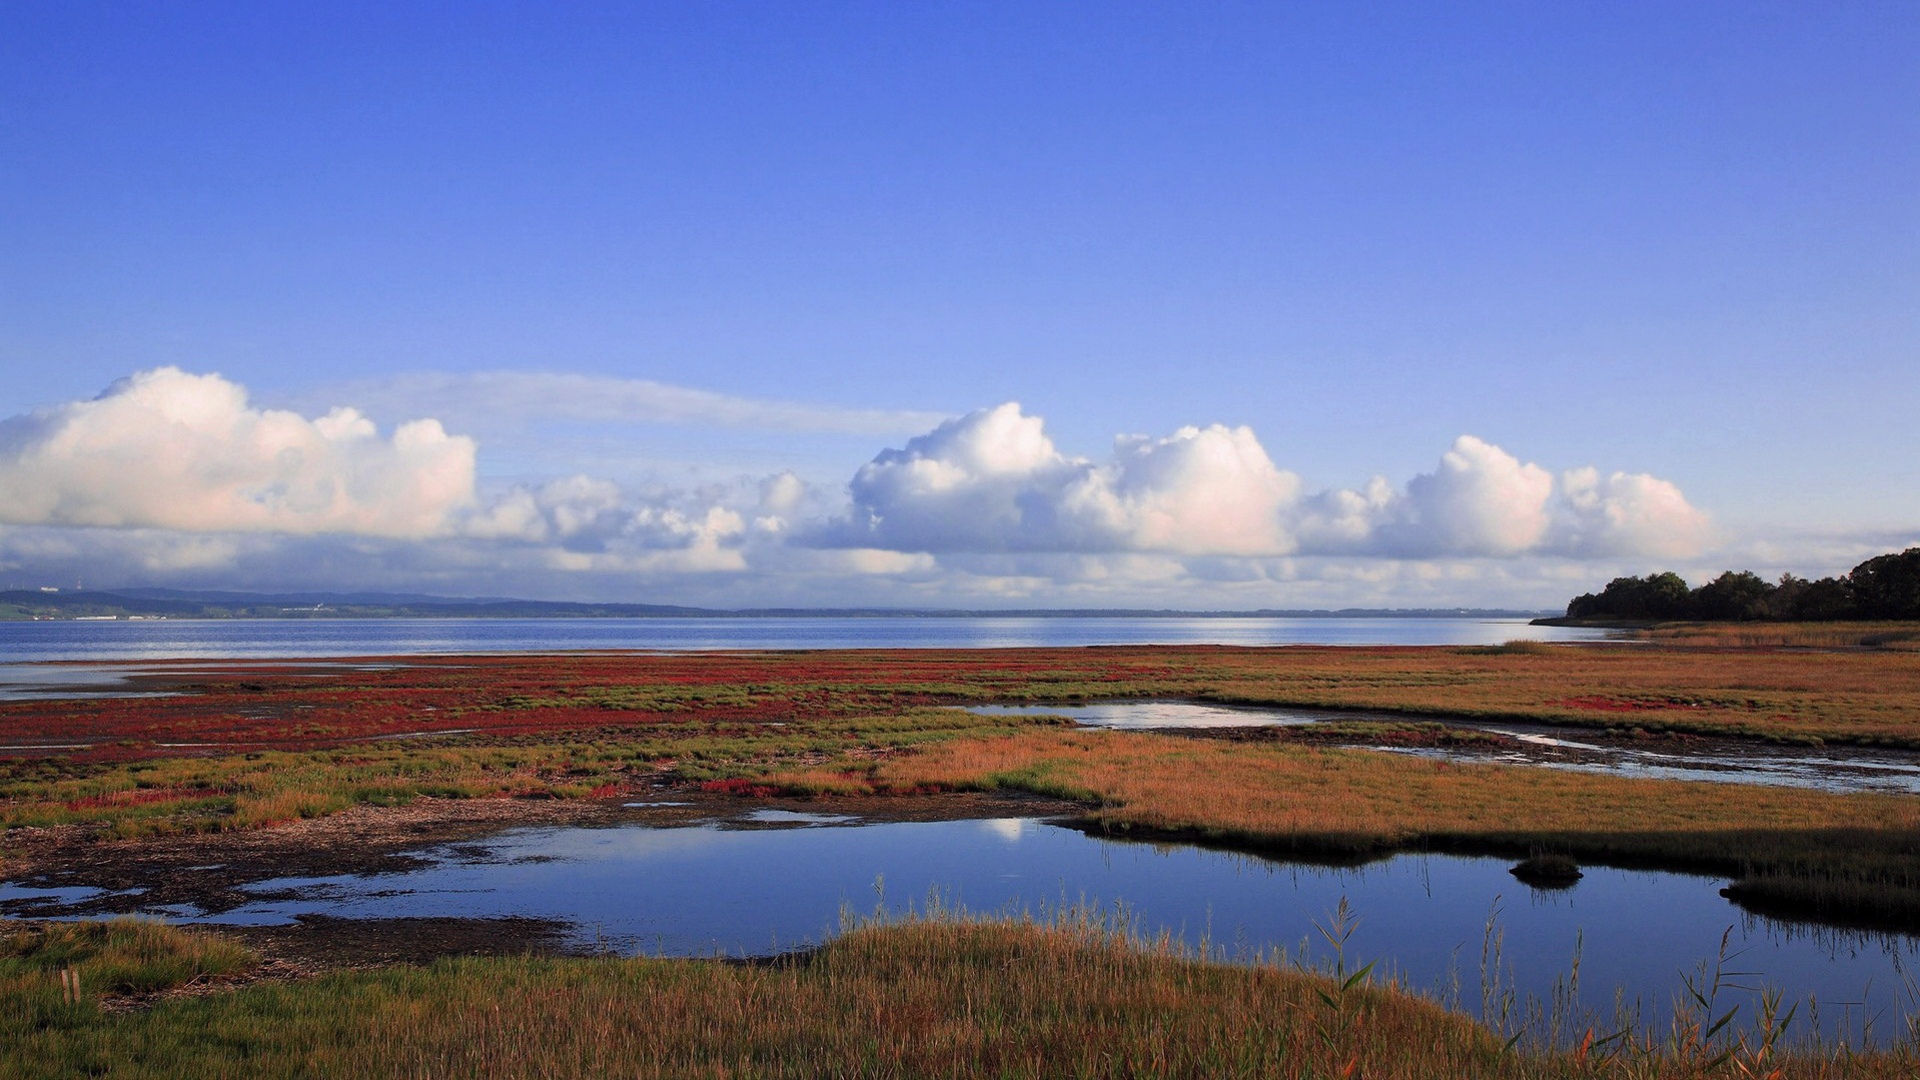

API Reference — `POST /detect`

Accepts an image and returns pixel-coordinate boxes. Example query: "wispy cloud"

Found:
[290,372,950,437]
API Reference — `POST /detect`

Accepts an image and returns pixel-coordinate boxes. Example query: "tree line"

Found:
[1565,546,1920,622]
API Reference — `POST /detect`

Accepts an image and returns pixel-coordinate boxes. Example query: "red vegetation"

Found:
[0,648,1189,765]
[699,778,784,798]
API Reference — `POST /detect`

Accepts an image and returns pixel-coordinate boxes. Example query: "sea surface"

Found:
[0,615,1606,663]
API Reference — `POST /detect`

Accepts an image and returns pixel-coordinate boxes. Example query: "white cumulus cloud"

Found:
[0,371,1723,606]
[829,403,1084,552]
[1067,425,1301,555]
[821,407,1710,562]
[1555,467,1714,558]
[0,368,477,538]
[821,403,1302,555]
[1373,435,1556,557]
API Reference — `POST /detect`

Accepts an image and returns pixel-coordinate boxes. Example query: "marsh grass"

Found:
[769,729,1920,924]
[15,642,1920,761]
[1459,638,1561,656]
[1187,646,1920,747]
[0,706,1040,837]
[1633,622,1920,651]
[8,643,1920,842]
[0,917,255,1027]
[1,910,1914,1079]
[9,648,1920,952]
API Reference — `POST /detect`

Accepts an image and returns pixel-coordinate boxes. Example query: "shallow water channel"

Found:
[12,811,1915,1046]
[967,702,1920,796]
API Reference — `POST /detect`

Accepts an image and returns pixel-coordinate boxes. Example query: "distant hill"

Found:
[0,588,1551,621]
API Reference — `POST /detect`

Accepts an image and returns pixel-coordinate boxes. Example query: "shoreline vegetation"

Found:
[11,910,1914,1079]
[1531,619,1920,651]
[5,639,1920,1074]
[1548,545,1920,625]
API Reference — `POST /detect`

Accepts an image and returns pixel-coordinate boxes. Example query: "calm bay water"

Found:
[9,814,1908,1046]
[0,615,1602,663]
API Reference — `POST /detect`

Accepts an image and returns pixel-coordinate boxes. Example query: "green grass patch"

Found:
[0,914,1910,1078]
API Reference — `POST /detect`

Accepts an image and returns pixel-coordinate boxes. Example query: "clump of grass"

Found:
[0,917,255,1023]
[1510,853,1583,888]
[1460,639,1559,656]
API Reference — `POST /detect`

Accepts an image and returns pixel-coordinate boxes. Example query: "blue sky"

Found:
[2,3,1916,607]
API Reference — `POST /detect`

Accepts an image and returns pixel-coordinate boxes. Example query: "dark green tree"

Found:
[1690,571,1773,621]
[1640,571,1694,617]
[1562,546,1920,623]
[1766,574,1855,620]
[1567,572,1693,619]
[1565,591,1602,618]
[1849,547,1920,619]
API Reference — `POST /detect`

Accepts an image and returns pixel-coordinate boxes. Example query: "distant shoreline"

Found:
[0,588,1552,622]
[1527,615,1659,628]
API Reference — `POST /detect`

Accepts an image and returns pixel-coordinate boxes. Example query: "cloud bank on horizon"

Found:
[0,367,1772,608]
[818,403,1710,561]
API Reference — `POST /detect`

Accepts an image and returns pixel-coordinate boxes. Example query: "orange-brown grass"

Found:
[1173,644,1920,747]
[771,729,1920,920]
[3,915,1908,1079]
[1629,622,1920,651]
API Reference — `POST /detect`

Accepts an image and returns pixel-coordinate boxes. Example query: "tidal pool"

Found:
[0,659,404,705]
[0,663,179,703]
[965,701,1324,728]
[1380,727,1920,796]
[94,815,1920,1047]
